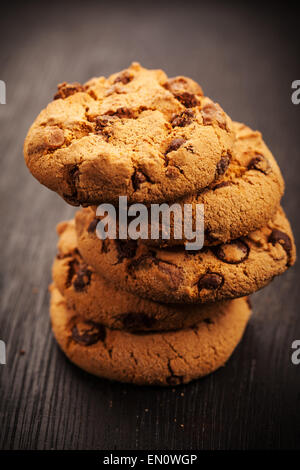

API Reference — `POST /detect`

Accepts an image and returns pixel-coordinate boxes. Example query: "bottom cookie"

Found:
[50,287,251,386]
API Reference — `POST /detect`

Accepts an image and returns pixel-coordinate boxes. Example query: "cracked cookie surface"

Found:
[24,62,235,205]
[75,207,296,303]
[50,286,251,386]
[53,220,236,331]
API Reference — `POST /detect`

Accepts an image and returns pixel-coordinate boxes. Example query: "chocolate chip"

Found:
[215,154,230,178]
[54,82,84,100]
[73,265,92,292]
[107,107,134,118]
[247,153,272,175]
[113,71,133,85]
[214,240,249,264]
[132,169,147,190]
[170,109,194,127]
[68,164,80,181]
[66,259,79,288]
[95,115,114,132]
[66,258,91,291]
[165,166,180,179]
[85,88,97,100]
[268,229,292,265]
[201,101,227,129]
[115,239,138,263]
[94,115,114,140]
[198,272,224,291]
[174,92,199,108]
[203,318,214,324]
[165,138,185,154]
[63,164,80,203]
[87,218,99,233]
[71,321,106,346]
[120,313,157,331]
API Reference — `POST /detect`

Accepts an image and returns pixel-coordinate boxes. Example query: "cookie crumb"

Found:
[19,350,25,355]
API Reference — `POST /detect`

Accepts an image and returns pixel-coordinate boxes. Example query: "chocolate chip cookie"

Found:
[50,286,251,386]
[75,207,296,303]
[53,221,238,331]
[24,62,235,206]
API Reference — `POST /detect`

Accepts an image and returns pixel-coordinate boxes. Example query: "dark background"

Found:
[0,0,299,450]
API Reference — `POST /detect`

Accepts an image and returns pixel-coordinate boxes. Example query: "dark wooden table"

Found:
[0,1,299,450]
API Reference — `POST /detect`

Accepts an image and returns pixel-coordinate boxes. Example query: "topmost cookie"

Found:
[24,62,235,205]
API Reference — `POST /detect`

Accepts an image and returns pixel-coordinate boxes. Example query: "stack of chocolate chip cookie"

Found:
[24,63,296,386]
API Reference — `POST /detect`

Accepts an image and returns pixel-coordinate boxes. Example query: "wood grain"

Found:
[0,1,299,450]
